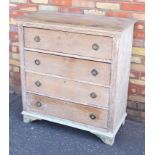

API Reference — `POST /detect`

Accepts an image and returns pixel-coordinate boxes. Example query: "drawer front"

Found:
[26,72,109,108]
[24,28,112,60]
[25,51,111,86]
[26,93,108,128]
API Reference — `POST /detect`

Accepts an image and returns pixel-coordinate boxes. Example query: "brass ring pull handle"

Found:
[92,43,99,51]
[90,92,97,99]
[35,59,41,65]
[35,101,42,107]
[89,114,96,120]
[34,35,40,42]
[91,69,98,76]
[35,80,41,87]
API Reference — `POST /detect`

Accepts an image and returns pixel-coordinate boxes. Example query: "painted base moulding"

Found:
[22,111,127,145]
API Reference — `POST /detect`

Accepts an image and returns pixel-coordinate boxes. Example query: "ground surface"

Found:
[10,93,145,155]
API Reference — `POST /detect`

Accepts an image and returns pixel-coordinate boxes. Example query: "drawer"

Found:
[24,27,112,60]
[25,51,111,86]
[26,93,108,128]
[26,72,109,108]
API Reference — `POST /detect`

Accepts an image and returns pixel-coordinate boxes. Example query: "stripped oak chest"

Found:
[17,12,135,145]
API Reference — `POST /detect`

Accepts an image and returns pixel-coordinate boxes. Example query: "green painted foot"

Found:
[23,115,39,123]
[91,132,115,146]
[99,135,115,146]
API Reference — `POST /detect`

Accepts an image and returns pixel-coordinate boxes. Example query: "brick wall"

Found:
[9,0,145,122]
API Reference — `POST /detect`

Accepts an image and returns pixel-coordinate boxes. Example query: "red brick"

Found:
[9,45,12,53]
[127,109,139,117]
[134,30,145,39]
[14,72,21,81]
[59,7,82,13]
[127,109,145,119]
[140,72,145,80]
[127,115,144,123]
[106,10,132,18]
[121,2,145,11]
[10,11,29,18]
[128,83,138,95]
[134,21,145,30]
[137,102,145,111]
[12,79,21,86]
[137,85,145,96]
[49,0,72,6]
[130,70,140,79]
[9,3,38,11]
[128,95,145,103]
[9,31,18,41]
[140,111,145,118]
[127,100,137,109]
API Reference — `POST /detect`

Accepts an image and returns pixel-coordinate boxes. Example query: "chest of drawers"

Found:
[17,12,135,145]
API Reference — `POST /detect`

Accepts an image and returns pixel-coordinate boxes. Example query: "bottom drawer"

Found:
[26,93,108,129]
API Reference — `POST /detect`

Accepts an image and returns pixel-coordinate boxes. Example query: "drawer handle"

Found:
[89,114,96,120]
[92,43,99,51]
[34,35,40,42]
[90,92,97,99]
[35,59,41,65]
[91,69,98,76]
[35,80,41,87]
[35,101,42,107]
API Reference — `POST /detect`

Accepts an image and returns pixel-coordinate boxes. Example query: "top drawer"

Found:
[24,27,112,60]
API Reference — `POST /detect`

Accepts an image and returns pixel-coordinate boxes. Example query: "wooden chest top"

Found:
[17,12,135,36]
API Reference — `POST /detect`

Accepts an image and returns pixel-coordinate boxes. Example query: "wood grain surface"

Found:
[24,27,112,60]
[26,93,108,128]
[25,50,111,86]
[25,72,109,108]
